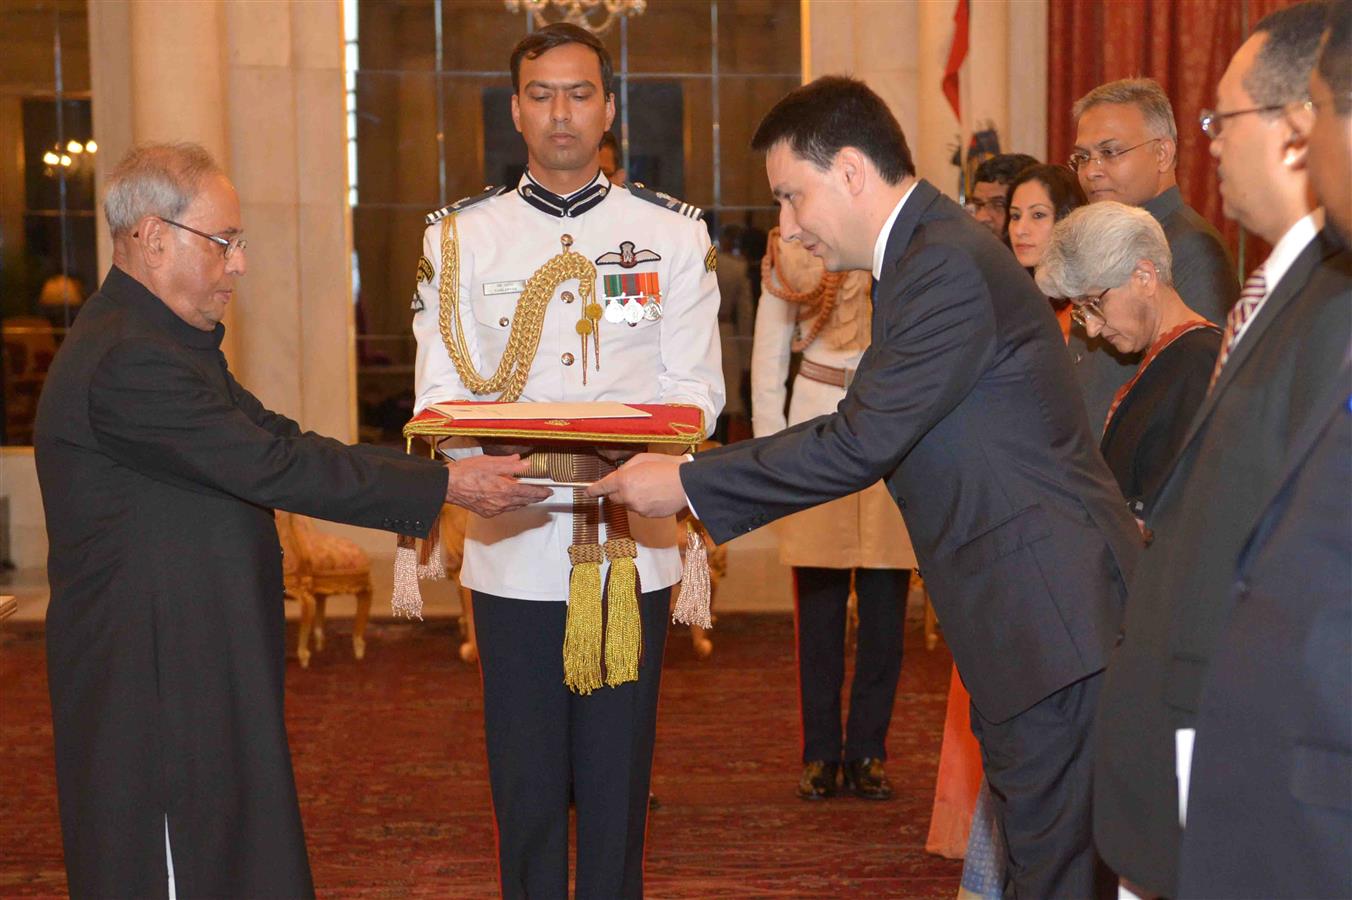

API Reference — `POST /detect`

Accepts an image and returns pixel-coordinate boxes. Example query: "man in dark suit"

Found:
[34,142,548,898]
[1177,8,1352,896]
[1176,362,1350,899]
[1070,77,1239,426]
[591,76,1142,898]
[1092,4,1352,896]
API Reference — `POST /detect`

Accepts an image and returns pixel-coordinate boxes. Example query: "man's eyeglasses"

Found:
[1070,287,1111,328]
[1198,104,1289,140]
[1068,139,1161,172]
[160,217,247,259]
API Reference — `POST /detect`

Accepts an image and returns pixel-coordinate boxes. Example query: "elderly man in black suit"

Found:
[1070,77,1240,426]
[1093,3,1352,897]
[591,76,1142,899]
[1175,4,1352,897]
[34,142,548,898]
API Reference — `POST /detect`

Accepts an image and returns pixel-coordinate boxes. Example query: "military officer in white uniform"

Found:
[411,24,722,900]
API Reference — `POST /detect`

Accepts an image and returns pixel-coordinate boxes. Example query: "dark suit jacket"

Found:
[682,180,1142,724]
[1093,230,1352,895]
[1071,186,1239,427]
[34,267,447,898]
[1176,361,1352,899]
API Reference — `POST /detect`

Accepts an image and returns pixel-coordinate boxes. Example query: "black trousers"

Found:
[793,567,910,763]
[968,671,1115,900]
[474,588,671,900]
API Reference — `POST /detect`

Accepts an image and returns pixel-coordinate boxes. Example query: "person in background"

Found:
[966,152,1039,236]
[1093,4,1350,895]
[1005,163,1089,338]
[1037,201,1220,522]
[1177,3,1351,896]
[1301,0,1352,245]
[713,222,754,440]
[599,130,627,185]
[751,227,916,802]
[1070,78,1238,424]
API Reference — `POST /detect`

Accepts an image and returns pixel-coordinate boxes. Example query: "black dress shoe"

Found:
[842,758,893,800]
[796,760,840,800]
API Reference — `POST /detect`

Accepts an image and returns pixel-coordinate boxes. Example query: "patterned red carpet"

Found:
[1,614,961,898]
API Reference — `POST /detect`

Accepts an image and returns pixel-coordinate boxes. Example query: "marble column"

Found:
[86,0,354,439]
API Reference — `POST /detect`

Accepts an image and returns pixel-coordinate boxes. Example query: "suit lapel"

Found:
[1234,358,1352,575]
[881,179,941,276]
[1154,231,1338,503]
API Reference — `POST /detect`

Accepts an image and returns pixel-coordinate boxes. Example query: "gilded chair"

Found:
[276,511,375,667]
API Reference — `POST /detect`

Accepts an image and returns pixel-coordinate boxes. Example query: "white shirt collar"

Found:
[872,181,919,280]
[1257,209,1324,294]
[1226,209,1323,351]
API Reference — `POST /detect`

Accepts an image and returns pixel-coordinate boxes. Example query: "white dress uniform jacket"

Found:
[413,170,724,601]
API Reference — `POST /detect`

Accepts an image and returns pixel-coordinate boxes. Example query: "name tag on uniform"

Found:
[483,280,526,296]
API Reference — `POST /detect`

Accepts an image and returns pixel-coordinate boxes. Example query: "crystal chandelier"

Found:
[504,0,647,36]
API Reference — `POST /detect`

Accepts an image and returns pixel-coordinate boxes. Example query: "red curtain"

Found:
[1047,0,1297,271]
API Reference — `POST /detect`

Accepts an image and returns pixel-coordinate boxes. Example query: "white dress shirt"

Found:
[1230,209,1324,350]
[872,181,920,280]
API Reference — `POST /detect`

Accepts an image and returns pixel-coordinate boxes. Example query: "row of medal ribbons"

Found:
[602,272,663,323]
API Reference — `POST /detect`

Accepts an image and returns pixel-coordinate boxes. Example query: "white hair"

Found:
[1035,201,1174,298]
[104,142,221,237]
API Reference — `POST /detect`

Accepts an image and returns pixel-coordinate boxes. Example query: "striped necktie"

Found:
[1208,267,1266,391]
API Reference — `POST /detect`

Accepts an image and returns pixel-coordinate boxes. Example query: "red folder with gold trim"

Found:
[403,401,706,448]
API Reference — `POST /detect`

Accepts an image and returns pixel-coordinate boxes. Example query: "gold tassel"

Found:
[562,543,605,694]
[416,506,447,581]
[602,538,641,687]
[392,534,424,619]
[673,521,712,628]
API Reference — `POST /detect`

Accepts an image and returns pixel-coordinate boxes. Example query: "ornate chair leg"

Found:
[312,595,327,652]
[459,586,479,664]
[353,585,372,661]
[296,585,317,669]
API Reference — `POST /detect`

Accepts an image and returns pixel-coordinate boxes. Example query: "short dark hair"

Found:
[1003,164,1088,241]
[510,23,614,97]
[1247,1,1330,108]
[599,131,619,153]
[750,76,914,184]
[1319,0,1352,113]
[973,153,1040,187]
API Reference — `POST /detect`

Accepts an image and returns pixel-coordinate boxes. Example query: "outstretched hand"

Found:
[586,452,690,518]
[445,454,551,517]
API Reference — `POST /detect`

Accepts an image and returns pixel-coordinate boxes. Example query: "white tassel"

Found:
[416,542,446,581]
[672,524,712,628]
[415,510,447,581]
[392,536,424,619]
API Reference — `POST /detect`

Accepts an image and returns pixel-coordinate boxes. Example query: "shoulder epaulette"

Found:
[625,182,704,220]
[425,185,510,225]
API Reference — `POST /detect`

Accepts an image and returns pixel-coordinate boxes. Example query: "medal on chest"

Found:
[601,271,663,326]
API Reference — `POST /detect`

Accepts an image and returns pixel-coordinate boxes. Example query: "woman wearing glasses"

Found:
[1037,201,1220,523]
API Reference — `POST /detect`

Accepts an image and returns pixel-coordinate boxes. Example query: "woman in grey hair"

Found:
[1037,201,1221,526]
